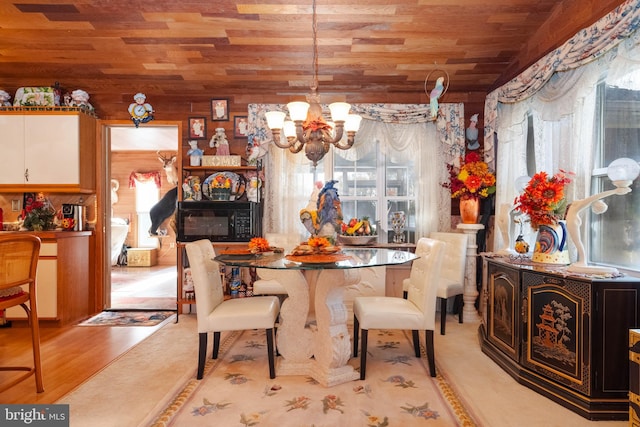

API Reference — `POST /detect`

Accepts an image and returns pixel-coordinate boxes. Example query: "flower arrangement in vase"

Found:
[513,170,573,230]
[21,193,56,231]
[513,170,574,264]
[442,152,496,223]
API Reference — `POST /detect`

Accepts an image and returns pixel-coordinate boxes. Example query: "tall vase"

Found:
[459,197,480,224]
[532,220,570,265]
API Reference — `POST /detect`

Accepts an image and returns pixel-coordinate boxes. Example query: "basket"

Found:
[210,188,231,201]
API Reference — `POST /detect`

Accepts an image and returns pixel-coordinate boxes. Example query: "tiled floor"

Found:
[110,265,177,310]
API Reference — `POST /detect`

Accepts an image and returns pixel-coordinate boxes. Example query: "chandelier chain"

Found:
[311,0,318,92]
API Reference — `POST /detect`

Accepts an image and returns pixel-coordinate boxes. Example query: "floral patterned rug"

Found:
[149,328,476,426]
[78,310,176,326]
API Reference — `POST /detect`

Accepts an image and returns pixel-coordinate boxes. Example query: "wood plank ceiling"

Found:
[0,0,626,120]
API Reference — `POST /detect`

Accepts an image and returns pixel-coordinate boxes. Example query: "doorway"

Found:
[106,123,180,310]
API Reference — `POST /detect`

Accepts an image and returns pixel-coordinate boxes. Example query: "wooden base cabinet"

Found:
[6,231,92,326]
[480,257,640,421]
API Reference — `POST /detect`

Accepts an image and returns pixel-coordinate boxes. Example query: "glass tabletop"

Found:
[214,248,417,270]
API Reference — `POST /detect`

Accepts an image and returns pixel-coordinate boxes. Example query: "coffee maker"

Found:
[62,204,84,231]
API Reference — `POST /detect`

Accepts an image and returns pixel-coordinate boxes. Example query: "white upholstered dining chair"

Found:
[252,233,302,296]
[185,239,281,379]
[402,231,467,335]
[353,237,445,379]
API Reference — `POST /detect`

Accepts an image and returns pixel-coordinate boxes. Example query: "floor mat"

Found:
[78,310,176,326]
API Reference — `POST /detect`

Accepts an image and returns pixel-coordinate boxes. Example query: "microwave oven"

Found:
[177,201,262,242]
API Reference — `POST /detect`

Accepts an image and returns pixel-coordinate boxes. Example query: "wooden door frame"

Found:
[93,120,182,312]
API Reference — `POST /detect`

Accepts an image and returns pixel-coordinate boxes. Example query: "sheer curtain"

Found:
[246,103,465,238]
[486,0,640,252]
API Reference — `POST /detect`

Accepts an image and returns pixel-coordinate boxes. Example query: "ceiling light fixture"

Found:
[265,0,362,167]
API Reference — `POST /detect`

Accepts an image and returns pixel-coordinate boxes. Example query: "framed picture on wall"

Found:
[188,117,207,140]
[210,98,229,121]
[234,116,248,138]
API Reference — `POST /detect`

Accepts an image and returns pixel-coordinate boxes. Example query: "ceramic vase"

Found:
[532,220,570,265]
[459,197,480,224]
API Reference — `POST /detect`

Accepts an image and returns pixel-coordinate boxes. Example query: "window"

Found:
[590,81,640,272]
[135,179,160,248]
[331,141,417,243]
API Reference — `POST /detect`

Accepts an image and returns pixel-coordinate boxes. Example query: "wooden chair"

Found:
[0,234,43,393]
[353,237,445,379]
[185,239,280,379]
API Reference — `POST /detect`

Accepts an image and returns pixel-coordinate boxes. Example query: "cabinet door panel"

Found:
[6,258,57,319]
[24,115,80,184]
[0,115,26,183]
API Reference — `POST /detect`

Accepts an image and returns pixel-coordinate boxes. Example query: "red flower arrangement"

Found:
[212,175,232,189]
[513,170,573,230]
[442,152,496,200]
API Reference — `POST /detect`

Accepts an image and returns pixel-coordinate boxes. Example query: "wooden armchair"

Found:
[0,234,43,393]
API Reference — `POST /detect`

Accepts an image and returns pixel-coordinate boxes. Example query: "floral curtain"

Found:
[483,0,640,167]
[487,0,640,252]
[128,171,161,189]
[246,103,465,237]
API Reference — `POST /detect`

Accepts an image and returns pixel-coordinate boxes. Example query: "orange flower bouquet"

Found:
[443,152,496,200]
[248,237,271,253]
[513,170,573,230]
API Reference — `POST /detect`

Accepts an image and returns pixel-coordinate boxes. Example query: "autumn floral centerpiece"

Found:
[21,194,56,231]
[442,152,496,223]
[443,152,496,200]
[513,170,573,230]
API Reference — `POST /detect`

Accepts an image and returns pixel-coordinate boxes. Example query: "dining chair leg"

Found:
[425,330,436,377]
[359,328,368,380]
[212,331,221,359]
[440,298,448,335]
[27,304,44,392]
[412,330,420,357]
[197,332,207,380]
[265,328,276,379]
[353,315,360,357]
[455,294,464,323]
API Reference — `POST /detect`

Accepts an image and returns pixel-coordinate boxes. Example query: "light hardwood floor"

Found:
[0,319,169,404]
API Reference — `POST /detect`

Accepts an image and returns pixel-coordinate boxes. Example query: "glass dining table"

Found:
[214,247,417,387]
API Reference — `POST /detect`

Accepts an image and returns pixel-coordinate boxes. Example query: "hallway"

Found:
[110,265,176,311]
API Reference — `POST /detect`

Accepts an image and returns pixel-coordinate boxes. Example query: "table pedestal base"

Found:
[264,268,361,387]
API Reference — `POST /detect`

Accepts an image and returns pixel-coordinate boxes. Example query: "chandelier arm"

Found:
[288,139,305,154]
[271,129,296,150]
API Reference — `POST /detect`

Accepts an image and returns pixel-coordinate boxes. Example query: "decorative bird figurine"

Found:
[466,113,480,150]
[429,76,445,119]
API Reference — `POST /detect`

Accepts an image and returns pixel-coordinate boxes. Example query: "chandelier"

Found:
[265,0,362,167]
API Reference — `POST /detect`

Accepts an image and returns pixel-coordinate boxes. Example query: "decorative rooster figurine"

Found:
[300,180,343,238]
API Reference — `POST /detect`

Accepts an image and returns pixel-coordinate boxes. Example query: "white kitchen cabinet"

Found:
[0,111,96,193]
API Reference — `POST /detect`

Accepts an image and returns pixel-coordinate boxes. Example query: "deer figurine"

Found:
[149,151,179,236]
[157,151,179,186]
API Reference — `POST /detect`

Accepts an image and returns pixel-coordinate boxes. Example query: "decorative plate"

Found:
[202,172,245,201]
[285,253,351,264]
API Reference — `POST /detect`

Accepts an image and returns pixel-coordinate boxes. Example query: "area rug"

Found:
[78,310,176,326]
[148,328,477,427]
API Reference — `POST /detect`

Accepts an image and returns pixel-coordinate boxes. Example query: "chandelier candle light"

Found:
[265,0,362,167]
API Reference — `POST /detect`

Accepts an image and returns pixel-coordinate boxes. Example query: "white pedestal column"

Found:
[456,223,484,322]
